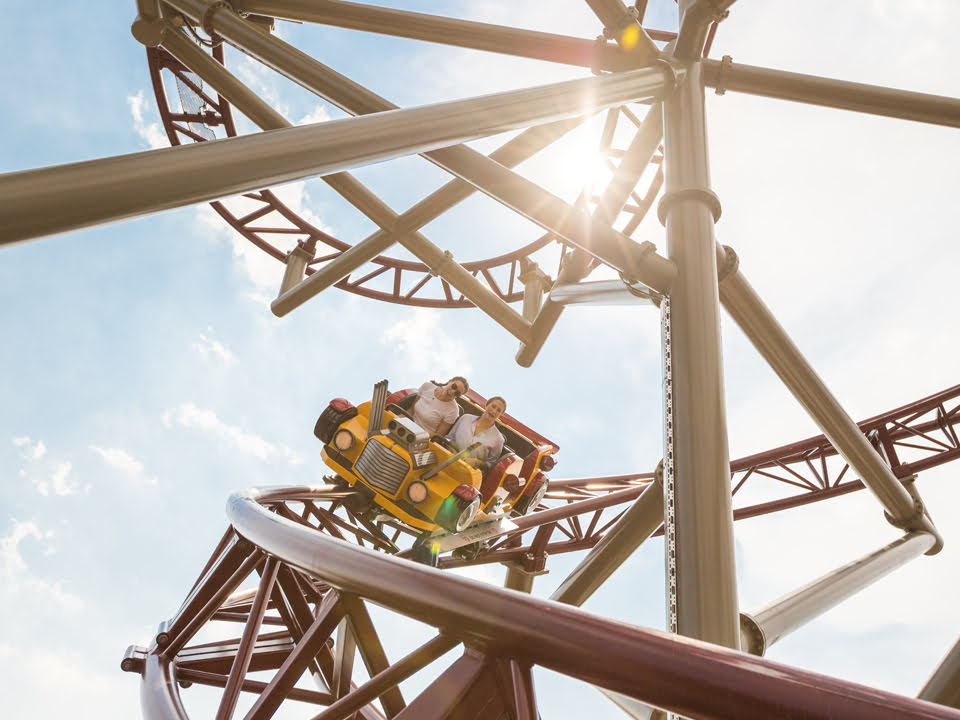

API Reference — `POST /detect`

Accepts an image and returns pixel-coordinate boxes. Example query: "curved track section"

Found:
[145,34,668,308]
[123,387,960,719]
[124,486,960,720]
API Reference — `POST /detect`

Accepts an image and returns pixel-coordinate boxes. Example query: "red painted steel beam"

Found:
[219,488,960,720]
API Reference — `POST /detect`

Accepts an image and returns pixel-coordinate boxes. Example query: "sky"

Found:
[1,1,959,718]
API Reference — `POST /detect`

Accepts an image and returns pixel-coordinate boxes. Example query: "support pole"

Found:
[551,475,663,607]
[1,21,672,244]
[167,0,679,294]
[231,0,643,72]
[919,636,960,710]
[740,532,937,655]
[703,57,960,129]
[717,246,943,550]
[660,49,739,647]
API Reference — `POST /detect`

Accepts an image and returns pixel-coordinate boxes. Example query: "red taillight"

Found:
[329,398,354,412]
[540,454,556,472]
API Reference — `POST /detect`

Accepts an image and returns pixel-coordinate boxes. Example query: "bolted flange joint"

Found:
[883,496,925,530]
[201,0,234,41]
[715,54,734,95]
[739,612,766,656]
[718,244,740,283]
[657,187,722,226]
[131,15,167,47]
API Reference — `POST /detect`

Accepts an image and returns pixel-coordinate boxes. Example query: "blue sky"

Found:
[2,1,959,718]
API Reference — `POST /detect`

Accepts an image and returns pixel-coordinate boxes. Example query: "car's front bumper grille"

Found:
[355,440,409,496]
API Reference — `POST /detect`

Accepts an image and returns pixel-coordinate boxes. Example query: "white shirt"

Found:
[446,414,505,467]
[412,382,460,435]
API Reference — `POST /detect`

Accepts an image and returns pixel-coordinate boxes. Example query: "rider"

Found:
[446,396,506,472]
[410,376,468,436]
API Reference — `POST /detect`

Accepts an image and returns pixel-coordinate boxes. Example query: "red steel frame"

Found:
[122,481,960,720]
[124,385,960,717]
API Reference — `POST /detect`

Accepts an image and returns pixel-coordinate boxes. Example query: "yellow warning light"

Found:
[620,24,640,50]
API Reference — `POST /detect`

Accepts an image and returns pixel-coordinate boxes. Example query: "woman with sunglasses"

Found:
[446,396,507,472]
[410,376,469,436]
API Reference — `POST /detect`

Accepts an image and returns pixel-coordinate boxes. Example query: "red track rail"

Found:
[123,386,960,718]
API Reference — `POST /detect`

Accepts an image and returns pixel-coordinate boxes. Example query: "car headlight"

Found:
[406,480,428,504]
[332,428,355,452]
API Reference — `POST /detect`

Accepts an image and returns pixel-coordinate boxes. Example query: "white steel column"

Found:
[660,52,739,646]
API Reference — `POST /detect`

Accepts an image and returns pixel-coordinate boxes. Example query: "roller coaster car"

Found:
[314,381,558,535]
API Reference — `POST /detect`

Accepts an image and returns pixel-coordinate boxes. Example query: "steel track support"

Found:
[920,636,960,710]
[716,246,943,550]
[703,57,960,129]
[230,0,643,72]
[740,531,937,655]
[163,1,679,300]
[660,44,739,647]
[551,473,663,606]
[159,24,536,341]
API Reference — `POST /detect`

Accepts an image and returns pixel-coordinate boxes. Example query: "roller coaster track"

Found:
[122,384,960,719]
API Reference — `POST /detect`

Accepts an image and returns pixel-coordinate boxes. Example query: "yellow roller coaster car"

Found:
[314,381,558,534]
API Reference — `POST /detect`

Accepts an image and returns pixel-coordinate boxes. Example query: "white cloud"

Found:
[193,329,236,365]
[162,403,302,464]
[299,104,332,125]
[380,309,474,380]
[126,90,167,150]
[0,519,82,614]
[30,461,79,497]
[89,446,158,486]
[12,436,46,460]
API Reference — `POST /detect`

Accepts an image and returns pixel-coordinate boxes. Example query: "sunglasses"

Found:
[450,383,463,397]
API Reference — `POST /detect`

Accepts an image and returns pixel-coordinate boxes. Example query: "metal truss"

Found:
[121,482,960,720]
[123,386,960,718]
[145,45,666,308]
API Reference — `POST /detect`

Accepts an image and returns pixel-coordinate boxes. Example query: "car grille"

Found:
[355,440,409,496]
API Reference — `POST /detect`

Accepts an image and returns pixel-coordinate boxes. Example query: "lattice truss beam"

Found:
[121,482,960,720]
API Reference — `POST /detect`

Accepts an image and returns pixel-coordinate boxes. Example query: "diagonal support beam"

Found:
[166,0,678,299]
[717,245,943,548]
[740,531,936,655]
[159,25,537,342]
[703,57,960,128]
[231,0,647,71]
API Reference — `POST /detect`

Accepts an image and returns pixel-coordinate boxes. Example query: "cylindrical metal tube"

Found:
[551,478,663,607]
[661,58,739,648]
[164,21,540,337]
[0,44,672,245]
[549,279,658,306]
[231,0,638,71]
[718,254,941,546]
[919,636,960,710]
[703,57,960,129]
[741,532,936,655]
[171,0,678,292]
[160,27,290,130]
